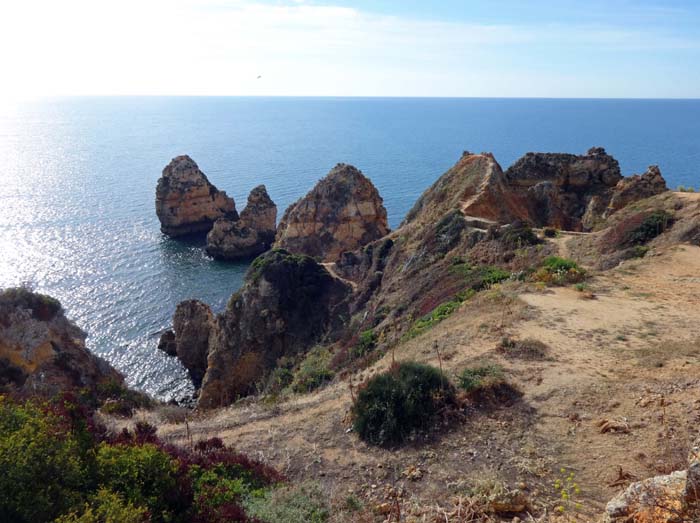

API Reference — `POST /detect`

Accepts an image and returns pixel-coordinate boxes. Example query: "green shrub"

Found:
[0,398,88,523]
[352,329,377,359]
[533,256,585,285]
[403,299,462,340]
[458,364,521,406]
[291,348,334,393]
[450,262,511,291]
[351,362,454,446]
[501,223,540,248]
[244,482,330,523]
[0,287,62,321]
[95,443,178,521]
[458,364,504,392]
[54,489,150,523]
[628,210,673,245]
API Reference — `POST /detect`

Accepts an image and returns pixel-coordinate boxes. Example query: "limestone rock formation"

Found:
[206,185,277,260]
[156,155,237,237]
[157,300,213,388]
[503,147,622,231]
[240,185,277,239]
[275,164,389,262]
[198,249,350,408]
[0,288,123,397]
[404,152,517,227]
[607,165,668,215]
[405,148,666,233]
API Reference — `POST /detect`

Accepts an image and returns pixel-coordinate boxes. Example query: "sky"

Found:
[1,0,699,98]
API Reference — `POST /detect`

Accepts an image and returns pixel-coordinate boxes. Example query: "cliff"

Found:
[155,155,237,237]
[198,250,350,407]
[0,288,123,397]
[274,164,389,261]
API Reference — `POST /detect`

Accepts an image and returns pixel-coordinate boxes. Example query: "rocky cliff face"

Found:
[157,300,213,388]
[607,165,668,215]
[405,148,666,233]
[197,249,351,408]
[503,147,623,231]
[156,155,237,237]
[0,288,123,397]
[275,164,389,262]
[206,185,277,260]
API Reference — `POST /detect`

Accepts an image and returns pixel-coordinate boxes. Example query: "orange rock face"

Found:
[275,164,389,261]
[155,155,236,237]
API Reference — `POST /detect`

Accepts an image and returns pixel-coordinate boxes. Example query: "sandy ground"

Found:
[119,243,700,520]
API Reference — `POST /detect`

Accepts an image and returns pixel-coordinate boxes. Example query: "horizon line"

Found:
[10,94,700,102]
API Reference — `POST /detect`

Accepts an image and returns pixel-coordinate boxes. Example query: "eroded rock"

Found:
[198,249,350,408]
[275,164,389,261]
[607,165,668,215]
[0,288,123,397]
[158,299,213,388]
[155,155,237,237]
[206,185,277,260]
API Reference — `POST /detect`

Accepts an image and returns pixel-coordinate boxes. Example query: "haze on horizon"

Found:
[1,0,699,100]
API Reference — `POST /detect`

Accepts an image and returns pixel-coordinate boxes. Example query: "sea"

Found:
[1,97,698,400]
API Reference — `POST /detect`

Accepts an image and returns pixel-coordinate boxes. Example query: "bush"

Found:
[352,362,455,446]
[244,482,330,523]
[533,256,585,285]
[458,364,521,406]
[0,286,62,322]
[497,337,549,360]
[290,347,334,393]
[543,227,559,238]
[450,261,511,291]
[352,329,377,359]
[54,489,150,523]
[628,210,673,245]
[403,298,462,341]
[501,222,540,248]
[458,364,504,392]
[0,395,281,523]
[95,443,178,520]
[0,397,88,523]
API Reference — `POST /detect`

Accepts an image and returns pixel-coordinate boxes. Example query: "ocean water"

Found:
[1,97,699,400]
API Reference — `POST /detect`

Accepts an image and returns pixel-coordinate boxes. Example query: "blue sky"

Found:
[1,0,698,98]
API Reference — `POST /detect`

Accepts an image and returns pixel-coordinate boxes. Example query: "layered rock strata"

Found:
[156,155,237,237]
[206,185,277,260]
[275,164,389,261]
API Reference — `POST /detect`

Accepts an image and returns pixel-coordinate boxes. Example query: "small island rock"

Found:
[156,155,237,237]
[205,185,277,260]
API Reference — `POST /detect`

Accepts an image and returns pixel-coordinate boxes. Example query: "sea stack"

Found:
[155,155,237,237]
[274,164,390,261]
[206,185,277,260]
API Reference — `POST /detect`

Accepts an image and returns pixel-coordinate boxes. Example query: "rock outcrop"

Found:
[602,434,700,522]
[0,288,123,397]
[198,249,350,408]
[607,165,668,215]
[157,300,213,388]
[206,185,277,260]
[275,164,389,261]
[503,147,623,231]
[405,148,667,233]
[156,155,237,237]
